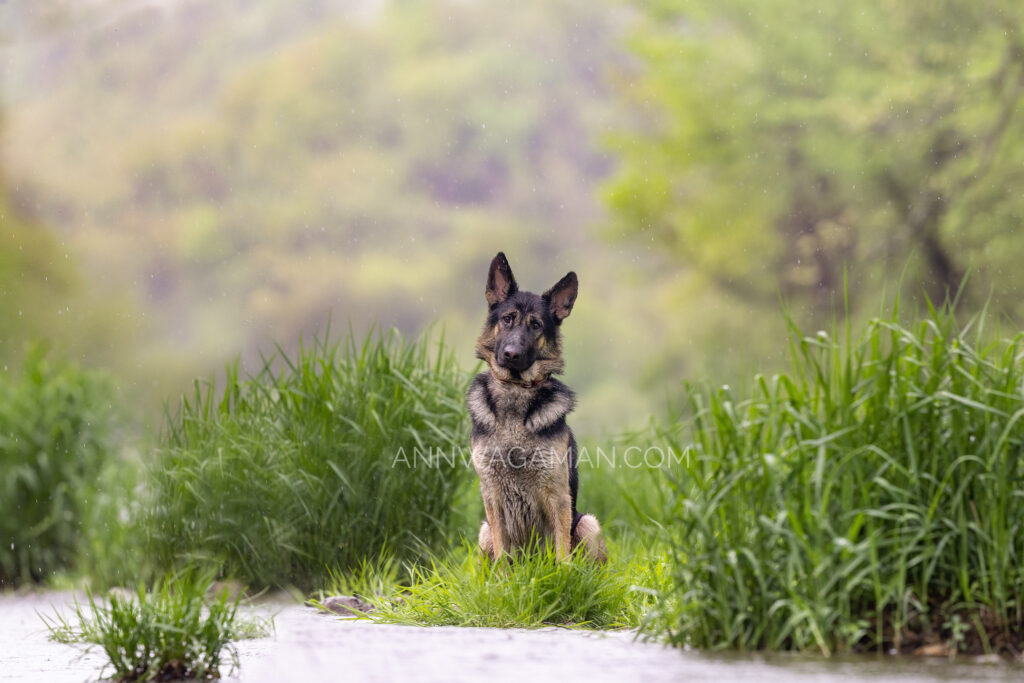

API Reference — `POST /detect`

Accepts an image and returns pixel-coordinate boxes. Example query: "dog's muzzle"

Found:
[496,336,535,372]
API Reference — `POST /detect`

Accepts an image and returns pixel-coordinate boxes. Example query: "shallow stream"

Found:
[3,592,1022,682]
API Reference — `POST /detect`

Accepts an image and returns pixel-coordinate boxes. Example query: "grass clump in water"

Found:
[44,570,271,682]
[655,302,1024,655]
[144,329,472,591]
[365,540,668,629]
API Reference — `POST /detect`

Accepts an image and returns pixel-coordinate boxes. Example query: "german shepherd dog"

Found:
[467,252,607,563]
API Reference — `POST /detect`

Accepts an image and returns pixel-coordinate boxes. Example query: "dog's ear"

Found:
[543,271,578,322]
[486,252,518,306]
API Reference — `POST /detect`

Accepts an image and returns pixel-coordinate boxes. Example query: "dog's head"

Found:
[475,252,577,386]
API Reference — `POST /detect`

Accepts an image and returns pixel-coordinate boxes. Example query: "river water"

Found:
[2,592,1023,682]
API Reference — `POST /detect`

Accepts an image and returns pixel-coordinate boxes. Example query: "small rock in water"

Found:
[320,595,373,616]
[913,642,952,657]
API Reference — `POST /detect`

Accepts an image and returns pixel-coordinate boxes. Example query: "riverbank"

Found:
[4,592,1024,682]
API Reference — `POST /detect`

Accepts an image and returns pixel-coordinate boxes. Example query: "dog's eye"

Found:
[502,313,515,325]
[530,319,543,330]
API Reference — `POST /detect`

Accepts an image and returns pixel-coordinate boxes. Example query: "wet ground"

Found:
[3,591,1024,682]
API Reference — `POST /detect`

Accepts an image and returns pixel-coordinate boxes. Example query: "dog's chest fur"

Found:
[467,373,574,547]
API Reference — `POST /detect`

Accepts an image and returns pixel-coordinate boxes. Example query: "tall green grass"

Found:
[576,434,680,540]
[144,329,472,591]
[655,303,1024,654]
[0,346,120,587]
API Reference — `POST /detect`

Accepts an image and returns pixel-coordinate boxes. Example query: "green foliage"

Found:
[366,540,668,630]
[0,189,75,364]
[608,0,1024,327]
[76,454,146,590]
[0,169,142,386]
[144,329,473,591]
[575,435,680,538]
[0,346,120,587]
[654,303,1024,654]
[44,570,271,682]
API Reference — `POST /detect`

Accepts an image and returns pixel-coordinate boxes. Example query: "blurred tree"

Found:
[0,168,75,363]
[1,100,134,375]
[4,0,625,354]
[2,0,659,429]
[607,0,1024,318]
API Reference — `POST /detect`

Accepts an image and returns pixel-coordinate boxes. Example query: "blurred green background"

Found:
[2,0,1022,433]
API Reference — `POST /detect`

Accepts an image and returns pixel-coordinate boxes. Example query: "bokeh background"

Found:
[3,0,1023,433]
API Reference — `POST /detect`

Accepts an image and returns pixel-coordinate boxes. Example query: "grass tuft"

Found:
[366,540,669,630]
[43,570,271,682]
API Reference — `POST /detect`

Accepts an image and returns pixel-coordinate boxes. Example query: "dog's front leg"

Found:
[546,493,572,561]
[483,497,506,561]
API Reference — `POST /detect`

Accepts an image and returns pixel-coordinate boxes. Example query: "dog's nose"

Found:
[502,349,521,363]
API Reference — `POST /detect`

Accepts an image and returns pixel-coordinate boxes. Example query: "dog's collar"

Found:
[491,372,548,389]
